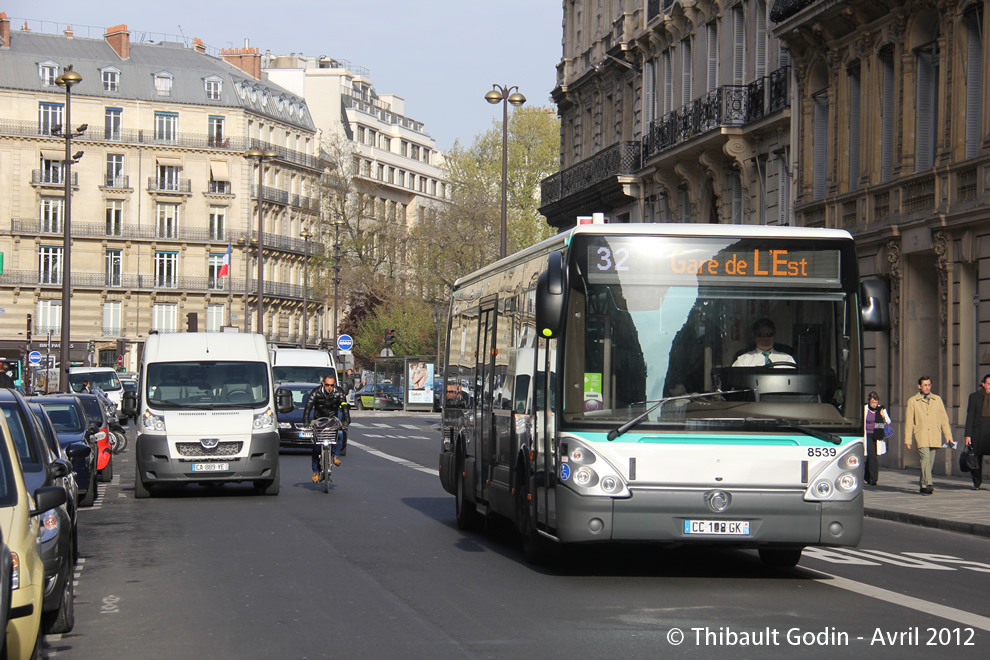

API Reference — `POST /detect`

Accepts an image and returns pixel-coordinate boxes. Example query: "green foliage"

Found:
[353,297,441,362]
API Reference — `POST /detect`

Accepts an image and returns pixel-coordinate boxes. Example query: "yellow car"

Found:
[1,411,67,659]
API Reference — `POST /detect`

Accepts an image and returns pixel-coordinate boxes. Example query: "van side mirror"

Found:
[122,390,137,415]
[860,279,890,331]
[276,389,293,414]
[535,251,568,339]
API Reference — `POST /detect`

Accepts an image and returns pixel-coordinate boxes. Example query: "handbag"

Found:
[876,439,887,456]
[883,422,894,439]
[960,445,980,472]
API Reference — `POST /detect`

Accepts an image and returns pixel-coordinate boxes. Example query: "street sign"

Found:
[337,334,353,351]
[28,351,42,365]
[117,355,124,368]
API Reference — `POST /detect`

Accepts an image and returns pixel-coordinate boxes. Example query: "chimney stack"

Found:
[105,24,130,59]
[192,37,206,54]
[64,25,73,38]
[0,13,10,49]
[221,46,261,79]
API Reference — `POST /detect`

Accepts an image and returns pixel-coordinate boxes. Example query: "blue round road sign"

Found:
[336,334,353,351]
[28,351,42,364]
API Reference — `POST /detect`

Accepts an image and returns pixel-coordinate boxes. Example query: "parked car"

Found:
[1,528,12,657]
[29,396,98,508]
[354,383,404,410]
[0,401,68,659]
[73,393,115,483]
[28,402,80,541]
[0,389,77,635]
[275,383,317,448]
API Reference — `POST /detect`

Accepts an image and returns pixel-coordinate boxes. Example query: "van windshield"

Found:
[69,370,122,392]
[146,361,270,408]
[271,366,331,384]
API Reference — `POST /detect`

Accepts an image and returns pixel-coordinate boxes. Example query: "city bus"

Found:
[438,222,889,566]
[1,357,23,391]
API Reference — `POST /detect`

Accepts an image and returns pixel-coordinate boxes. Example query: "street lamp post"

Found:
[299,229,312,349]
[484,84,526,259]
[54,66,84,390]
[331,219,345,362]
[245,148,278,336]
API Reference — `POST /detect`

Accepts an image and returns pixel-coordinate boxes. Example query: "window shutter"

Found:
[644,59,656,123]
[707,24,719,93]
[916,49,934,171]
[756,1,768,80]
[965,10,983,159]
[682,38,693,107]
[813,92,829,200]
[663,52,673,114]
[731,171,744,224]
[848,65,861,190]
[881,48,895,182]
[733,7,746,85]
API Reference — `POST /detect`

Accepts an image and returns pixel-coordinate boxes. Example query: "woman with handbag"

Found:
[863,392,891,486]
[963,374,990,489]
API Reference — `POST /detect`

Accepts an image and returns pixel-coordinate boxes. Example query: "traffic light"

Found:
[187,312,198,333]
[385,329,395,347]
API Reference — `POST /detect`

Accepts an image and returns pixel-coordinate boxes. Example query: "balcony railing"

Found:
[0,120,327,173]
[207,180,231,194]
[104,175,130,189]
[541,141,641,207]
[0,270,306,298]
[148,178,192,194]
[643,67,791,160]
[102,327,122,337]
[251,184,289,205]
[31,170,78,186]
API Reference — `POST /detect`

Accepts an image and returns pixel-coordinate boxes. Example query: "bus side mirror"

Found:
[536,251,567,339]
[860,279,890,331]
[122,390,137,415]
[276,389,293,414]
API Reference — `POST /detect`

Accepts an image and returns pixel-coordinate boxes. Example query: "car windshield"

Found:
[279,386,314,408]
[78,397,106,425]
[36,401,85,433]
[0,401,40,465]
[272,366,331,384]
[146,361,270,408]
[29,405,61,454]
[69,370,122,392]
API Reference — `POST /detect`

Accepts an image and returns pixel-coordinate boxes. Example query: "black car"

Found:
[75,393,115,483]
[30,396,99,508]
[0,389,76,634]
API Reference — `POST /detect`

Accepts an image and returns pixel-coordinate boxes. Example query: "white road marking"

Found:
[807,567,990,631]
[400,424,420,430]
[349,440,438,476]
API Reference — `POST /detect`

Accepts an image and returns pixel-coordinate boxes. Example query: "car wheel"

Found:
[42,553,75,634]
[99,454,113,482]
[80,471,97,507]
[356,399,365,410]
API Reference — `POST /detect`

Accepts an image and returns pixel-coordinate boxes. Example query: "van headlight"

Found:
[142,411,166,432]
[253,408,275,430]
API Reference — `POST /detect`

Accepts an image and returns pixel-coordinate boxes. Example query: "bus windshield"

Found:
[562,234,862,432]
[146,361,269,408]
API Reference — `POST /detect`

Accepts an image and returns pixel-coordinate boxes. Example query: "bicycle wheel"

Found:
[322,443,331,493]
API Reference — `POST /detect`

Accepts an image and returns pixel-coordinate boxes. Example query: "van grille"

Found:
[176,441,243,457]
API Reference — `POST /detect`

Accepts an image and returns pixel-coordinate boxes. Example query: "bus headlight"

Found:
[559,436,628,497]
[601,476,619,493]
[574,466,595,486]
[836,473,857,492]
[814,480,833,497]
[805,441,864,502]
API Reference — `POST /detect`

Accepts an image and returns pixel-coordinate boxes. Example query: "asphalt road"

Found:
[44,412,990,659]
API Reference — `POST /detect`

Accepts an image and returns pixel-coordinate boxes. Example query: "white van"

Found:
[124,333,291,497]
[270,348,337,385]
[67,366,124,407]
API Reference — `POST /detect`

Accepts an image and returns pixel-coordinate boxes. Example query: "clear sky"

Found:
[7,1,563,152]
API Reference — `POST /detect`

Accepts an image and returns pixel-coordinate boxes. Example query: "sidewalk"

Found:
[863,466,990,537]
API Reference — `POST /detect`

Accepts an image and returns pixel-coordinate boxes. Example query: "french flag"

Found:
[218,243,231,277]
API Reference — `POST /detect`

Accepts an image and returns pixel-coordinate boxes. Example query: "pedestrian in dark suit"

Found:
[963,374,990,489]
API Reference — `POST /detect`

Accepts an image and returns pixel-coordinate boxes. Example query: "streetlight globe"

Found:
[56,69,82,87]
[484,89,504,104]
[262,149,278,160]
[507,92,526,106]
[299,229,312,239]
[245,148,263,158]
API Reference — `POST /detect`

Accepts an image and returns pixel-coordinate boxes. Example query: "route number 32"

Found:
[597,247,630,272]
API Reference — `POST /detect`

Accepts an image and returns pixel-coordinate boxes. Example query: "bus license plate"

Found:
[684,520,750,535]
[192,463,229,472]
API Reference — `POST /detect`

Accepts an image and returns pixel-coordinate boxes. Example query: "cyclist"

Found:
[302,374,347,483]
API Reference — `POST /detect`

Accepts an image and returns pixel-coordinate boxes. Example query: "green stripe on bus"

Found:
[577,433,860,446]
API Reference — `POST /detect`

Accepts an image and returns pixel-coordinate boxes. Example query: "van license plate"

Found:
[683,520,750,535]
[192,463,229,472]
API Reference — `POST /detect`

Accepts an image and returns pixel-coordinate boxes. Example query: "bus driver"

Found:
[732,319,795,367]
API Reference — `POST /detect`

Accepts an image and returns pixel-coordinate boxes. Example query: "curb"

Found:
[865,507,990,538]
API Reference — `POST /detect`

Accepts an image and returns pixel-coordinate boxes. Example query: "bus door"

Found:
[537,337,556,531]
[474,301,498,503]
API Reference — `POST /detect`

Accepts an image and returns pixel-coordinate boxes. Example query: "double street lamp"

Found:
[53,66,86,390]
[484,84,525,259]
[330,218,345,361]
[299,229,312,349]
[245,147,278,336]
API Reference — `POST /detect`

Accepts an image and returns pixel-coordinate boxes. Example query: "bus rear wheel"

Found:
[758,547,803,568]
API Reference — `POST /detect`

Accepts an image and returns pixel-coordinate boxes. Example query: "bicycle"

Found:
[311,416,343,493]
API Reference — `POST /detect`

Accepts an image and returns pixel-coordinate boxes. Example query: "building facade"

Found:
[771,0,990,476]
[0,17,324,374]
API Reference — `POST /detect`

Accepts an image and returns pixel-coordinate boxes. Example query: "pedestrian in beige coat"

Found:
[904,375,955,495]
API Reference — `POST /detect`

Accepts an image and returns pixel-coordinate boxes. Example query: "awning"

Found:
[40,149,64,161]
[156,157,182,167]
[210,160,230,182]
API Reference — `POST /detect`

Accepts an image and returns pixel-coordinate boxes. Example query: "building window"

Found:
[40,156,64,185]
[880,47,895,183]
[813,90,829,200]
[208,253,226,290]
[102,68,120,92]
[39,246,63,285]
[154,112,178,144]
[40,198,63,233]
[37,300,62,334]
[157,164,180,191]
[401,140,409,157]
[106,200,124,236]
[106,153,124,188]
[205,77,222,101]
[964,5,983,160]
[208,116,226,147]
[377,163,385,180]
[847,63,861,192]
[411,144,420,160]
[155,73,173,97]
[207,305,225,332]
[106,249,122,287]
[39,103,64,136]
[382,136,391,151]
[209,206,225,241]
[152,303,177,332]
[915,41,939,172]
[40,63,58,87]
[103,302,122,337]
[154,252,178,289]
[105,107,122,141]
[156,203,179,239]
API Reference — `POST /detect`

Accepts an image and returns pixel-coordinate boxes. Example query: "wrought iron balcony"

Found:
[31,170,78,186]
[541,141,641,207]
[102,327,122,337]
[643,67,791,160]
[148,178,192,194]
[0,270,308,299]
[251,185,289,205]
[104,175,130,189]
[208,180,231,194]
